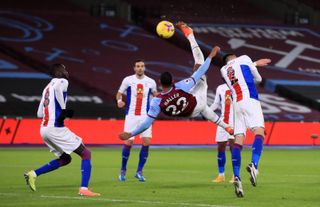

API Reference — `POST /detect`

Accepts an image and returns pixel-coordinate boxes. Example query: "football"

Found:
[156,20,175,38]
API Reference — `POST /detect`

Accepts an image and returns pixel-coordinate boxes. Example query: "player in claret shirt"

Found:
[119,46,234,142]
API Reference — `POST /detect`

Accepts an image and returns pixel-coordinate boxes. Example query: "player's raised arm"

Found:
[119,97,161,140]
[242,55,263,83]
[191,46,220,82]
[254,58,271,67]
[175,46,219,93]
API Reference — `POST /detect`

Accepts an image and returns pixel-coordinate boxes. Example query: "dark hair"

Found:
[50,63,67,78]
[222,53,235,65]
[160,72,173,87]
[134,59,144,66]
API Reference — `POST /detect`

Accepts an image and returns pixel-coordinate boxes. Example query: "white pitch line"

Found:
[0,193,236,207]
[40,195,236,207]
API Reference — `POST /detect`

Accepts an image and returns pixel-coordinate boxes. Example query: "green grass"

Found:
[0,147,319,207]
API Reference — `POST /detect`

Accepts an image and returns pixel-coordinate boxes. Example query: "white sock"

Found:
[31,170,37,177]
[187,34,204,64]
[219,173,225,177]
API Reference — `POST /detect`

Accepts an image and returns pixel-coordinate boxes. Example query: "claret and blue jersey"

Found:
[131,57,213,137]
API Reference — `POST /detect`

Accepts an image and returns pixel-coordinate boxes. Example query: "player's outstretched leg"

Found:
[24,153,72,191]
[176,21,193,38]
[119,144,132,181]
[74,144,100,196]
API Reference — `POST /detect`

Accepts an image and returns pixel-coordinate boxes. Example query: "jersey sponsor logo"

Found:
[227,66,243,101]
[134,84,144,115]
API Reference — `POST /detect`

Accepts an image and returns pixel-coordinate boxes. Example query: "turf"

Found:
[0,147,319,207]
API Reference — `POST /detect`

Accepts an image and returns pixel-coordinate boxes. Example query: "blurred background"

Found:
[0,0,319,145]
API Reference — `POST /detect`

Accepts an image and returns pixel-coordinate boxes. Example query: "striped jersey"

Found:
[220,55,262,102]
[118,75,157,116]
[210,84,233,125]
[37,78,68,127]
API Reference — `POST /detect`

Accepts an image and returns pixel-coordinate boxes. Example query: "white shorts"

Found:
[234,98,265,135]
[40,126,82,157]
[124,114,152,140]
[216,126,234,142]
[190,75,207,117]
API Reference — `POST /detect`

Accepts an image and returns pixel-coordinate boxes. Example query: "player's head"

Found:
[222,53,237,65]
[134,59,145,77]
[160,72,173,87]
[50,63,69,80]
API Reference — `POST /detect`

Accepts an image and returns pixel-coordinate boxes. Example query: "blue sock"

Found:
[137,145,149,172]
[121,145,131,171]
[252,135,264,169]
[81,160,91,187]
[35,159,60,176]
[232,144,242,179]
[217,151,226,174]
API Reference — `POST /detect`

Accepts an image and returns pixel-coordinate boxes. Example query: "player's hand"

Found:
[225,126,234,135]
[209,46,220,58]
[119,132,132,140]
[117,100,125,108]
[254,59,271,67]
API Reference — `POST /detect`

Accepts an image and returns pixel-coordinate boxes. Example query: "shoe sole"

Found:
[24,173,36,191]
[246,165,257,187]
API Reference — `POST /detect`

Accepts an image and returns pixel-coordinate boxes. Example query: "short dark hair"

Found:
[50,63,67,78]
[134,59,144,66]
[222,53,235,65]
[160,72,173,87]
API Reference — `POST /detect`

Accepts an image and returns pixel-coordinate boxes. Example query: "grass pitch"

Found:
[0,147,319,207]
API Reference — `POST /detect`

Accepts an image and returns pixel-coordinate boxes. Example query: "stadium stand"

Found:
[0,0,319,122]
[125,0,320,112]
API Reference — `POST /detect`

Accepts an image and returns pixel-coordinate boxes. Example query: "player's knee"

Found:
[124,140,133,146]
[252,127,265,137]
[59,153,72,166]
[142,138,151,146]
[217,142,227,152]
[81,147,91,160]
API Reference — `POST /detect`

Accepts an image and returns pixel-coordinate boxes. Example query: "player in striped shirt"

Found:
[24,64,100,197]
[220,54,271,197]
[116,60,157,182]
[210,83,235,183]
